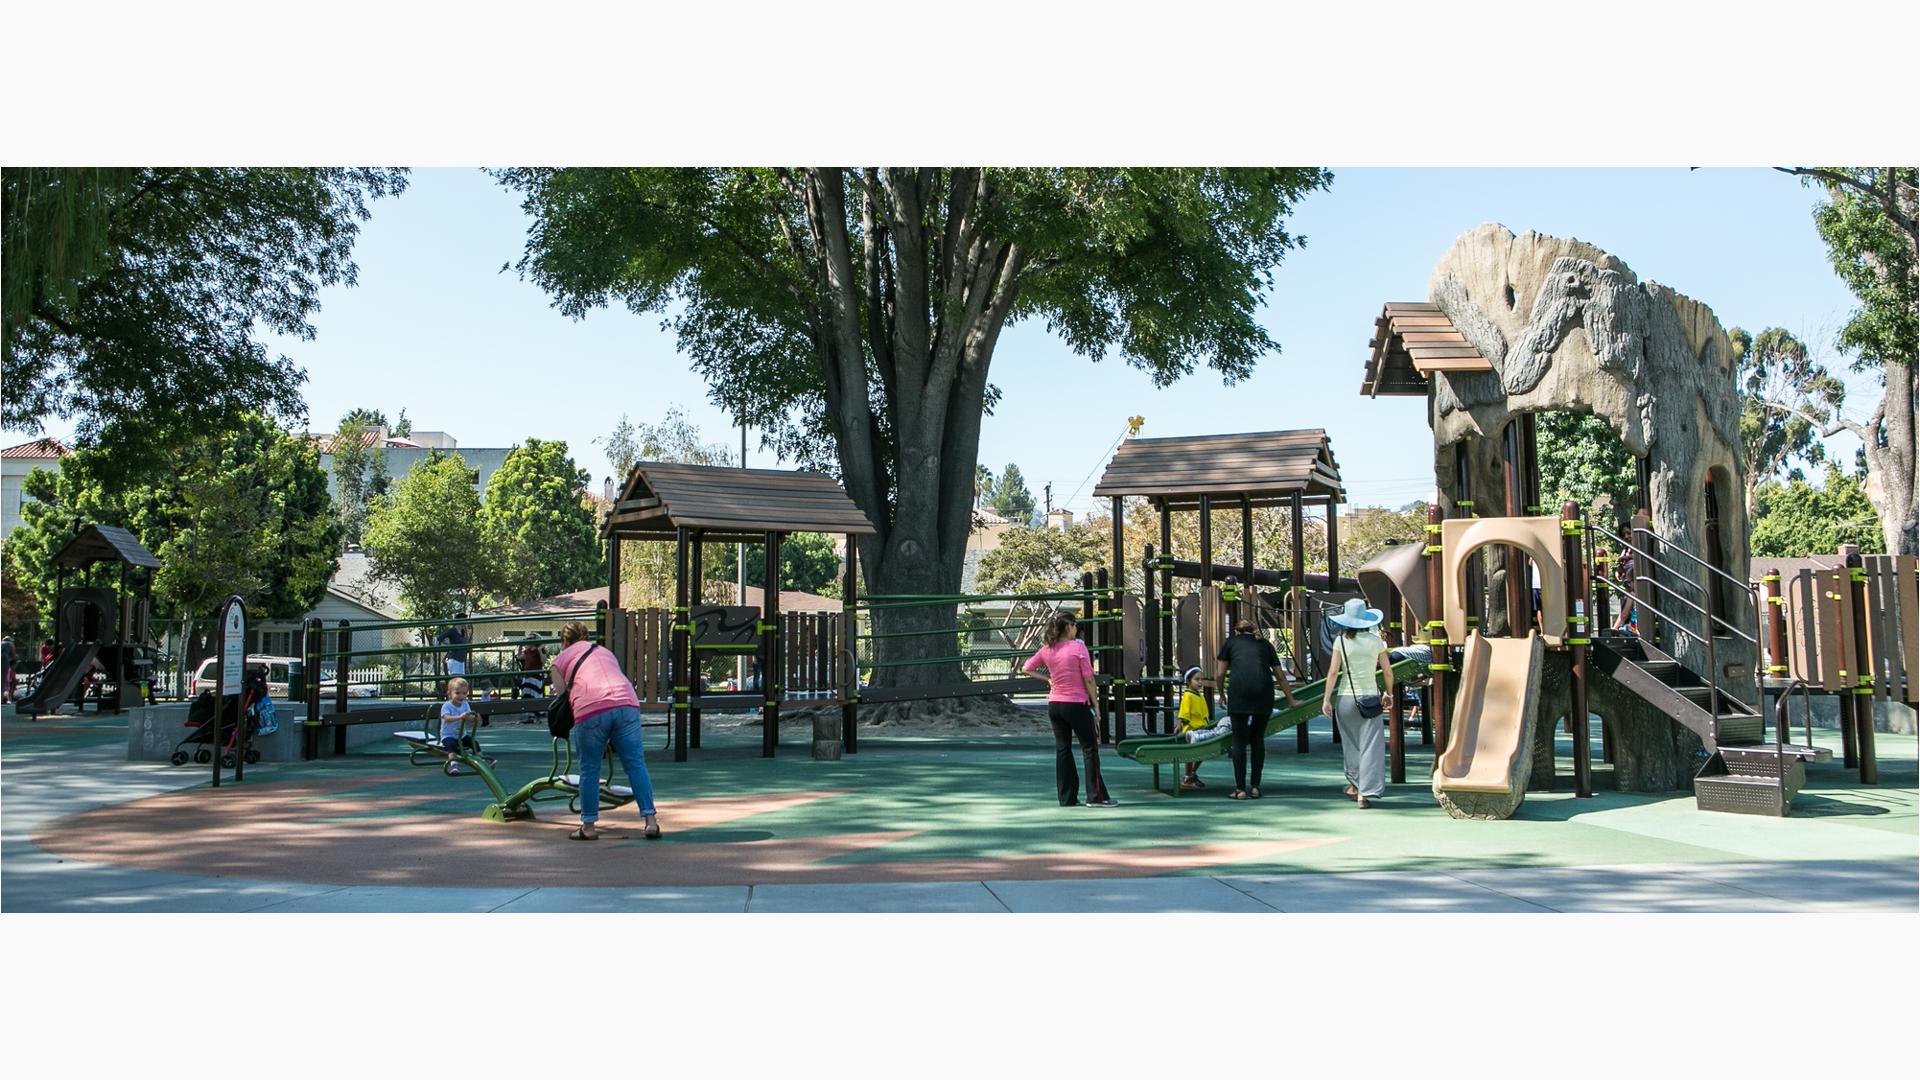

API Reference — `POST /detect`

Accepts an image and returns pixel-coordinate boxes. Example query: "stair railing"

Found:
[1591,522,1763,730]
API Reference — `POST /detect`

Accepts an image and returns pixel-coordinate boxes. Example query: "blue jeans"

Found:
[574,706,657,822]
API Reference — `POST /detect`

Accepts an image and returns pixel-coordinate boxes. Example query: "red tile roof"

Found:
[1,437,72,460]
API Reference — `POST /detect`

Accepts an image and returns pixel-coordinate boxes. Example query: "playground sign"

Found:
[221,603,245,696]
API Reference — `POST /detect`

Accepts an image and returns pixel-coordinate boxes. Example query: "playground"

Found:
[7,224,1917,913]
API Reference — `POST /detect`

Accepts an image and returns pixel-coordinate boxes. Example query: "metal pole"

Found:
[1290,490,1309,753]
[334,620,350,755]
[1097,567,1114,743]
[1240,496,1255,625]
[1159,501,1175,725]
[1386,581,1405,784]
[1197,496,1213,587]
[1143,543,1159,734]
[210,598,226,788]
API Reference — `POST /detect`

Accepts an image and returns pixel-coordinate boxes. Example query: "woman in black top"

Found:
[1211,619,1299,799]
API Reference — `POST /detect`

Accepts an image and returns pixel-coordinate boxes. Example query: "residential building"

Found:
[1,438,71,538]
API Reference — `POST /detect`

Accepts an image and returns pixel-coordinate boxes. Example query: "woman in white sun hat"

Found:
[1319,598,1396,808]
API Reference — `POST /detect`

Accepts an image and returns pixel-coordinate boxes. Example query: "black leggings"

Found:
[1049,701,1109,805]
[1230,712,1266,791]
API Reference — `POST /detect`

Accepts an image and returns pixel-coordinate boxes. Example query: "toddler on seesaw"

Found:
[439,677,493,774]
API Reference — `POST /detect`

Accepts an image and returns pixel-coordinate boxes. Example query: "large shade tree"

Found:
[2,167,408,474]
[499,167,1330,691]
[480,437,604,603]
[1777,167,1917,555]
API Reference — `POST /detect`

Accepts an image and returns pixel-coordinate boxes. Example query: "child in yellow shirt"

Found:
[1175,666,1219,790]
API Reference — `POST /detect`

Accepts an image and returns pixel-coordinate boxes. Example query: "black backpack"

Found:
[546,643,598,740]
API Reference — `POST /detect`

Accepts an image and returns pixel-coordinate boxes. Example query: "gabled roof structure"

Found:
[51,524,161,570]
[604,461,878,541]
[1091,429,1344,509]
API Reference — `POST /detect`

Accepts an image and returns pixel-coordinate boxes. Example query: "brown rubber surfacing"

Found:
[31,772,1336,888]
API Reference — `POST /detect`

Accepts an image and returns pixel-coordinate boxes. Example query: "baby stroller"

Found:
[169,668,271,767]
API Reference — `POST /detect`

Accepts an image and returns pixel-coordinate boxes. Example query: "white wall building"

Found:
[1,438,71,539]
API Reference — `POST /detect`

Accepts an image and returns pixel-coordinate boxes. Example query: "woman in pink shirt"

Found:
[551,621,659,840]
[1022,610,1117,808]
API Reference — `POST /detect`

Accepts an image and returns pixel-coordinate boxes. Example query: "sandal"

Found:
[569,826,598,841]
[1344,785,1357,800]
[1180,777,1203,790]
[1229,790,1251,800]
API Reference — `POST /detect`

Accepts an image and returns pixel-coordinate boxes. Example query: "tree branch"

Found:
[1775,166,1918,244]
[1754,397,1874,441]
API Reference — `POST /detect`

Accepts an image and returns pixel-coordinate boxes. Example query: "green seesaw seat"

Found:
[483,735,635,823]
[1116,657,1427,795]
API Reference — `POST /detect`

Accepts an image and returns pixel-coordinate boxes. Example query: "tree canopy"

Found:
[723,532,841,597]
[480,438,604,603]
[363,451,494,618]
[1535,410,1638,529]
[330,410,392,548]
[1781,167,1917,554]
[1750,466,1884,557]
[603,407,739,608]
[499,167,1331,685]
[1730,326,1843,515]
[9,413,339,623]
[2,168,408,469]
[987,463,1037,524]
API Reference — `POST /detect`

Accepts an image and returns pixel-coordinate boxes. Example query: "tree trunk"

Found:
[1862,358,1917,556]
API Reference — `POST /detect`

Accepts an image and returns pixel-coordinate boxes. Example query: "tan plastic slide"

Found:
[1434,630,1545,794]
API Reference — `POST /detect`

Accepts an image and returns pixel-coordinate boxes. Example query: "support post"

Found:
[1631,510,1658,649]
[1290,490,1309,753]
[1098,566,1118,743]
[1386,582,1405,784]
[1197,496,1213,586]
[842,542,859,754]
[1564,501,1592,798]
[1240,495,1255,624]
[1425,502,1453,756]
[1762,571,1789,684]
[689,531,703,749]
[303,617,323,761]
[762,531,781,758]
[1159,501,1175,724]
[334,619,350,755]
[1324,497,1340,591]
[672,527,690,762]
[1143,543,1159,733]
[1843,545,1878,784]
[1502,420,1529,635]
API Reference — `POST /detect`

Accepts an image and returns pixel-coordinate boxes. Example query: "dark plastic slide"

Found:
[14,642,101,717]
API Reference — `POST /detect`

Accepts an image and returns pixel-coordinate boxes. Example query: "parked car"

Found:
[191,655,295,698]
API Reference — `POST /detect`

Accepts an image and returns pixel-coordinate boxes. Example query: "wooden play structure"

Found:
[15,524,159,717]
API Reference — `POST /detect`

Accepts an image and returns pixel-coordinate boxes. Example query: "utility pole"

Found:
[1045,483,1052,515]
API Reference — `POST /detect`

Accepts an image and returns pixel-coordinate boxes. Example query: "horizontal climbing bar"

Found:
[323,610,599,635]
[854,614,1121,642]
[857,644,1120,669]
[855,590,1103,610]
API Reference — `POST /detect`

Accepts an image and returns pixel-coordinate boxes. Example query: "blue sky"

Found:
[48,167,1874,513]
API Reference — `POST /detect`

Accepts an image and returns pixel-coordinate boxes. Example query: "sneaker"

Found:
[1087,798,1120,808]
[446,763,464,776]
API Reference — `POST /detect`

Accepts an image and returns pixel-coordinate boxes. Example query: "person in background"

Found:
[517,640,547,699]
[1212,618,1298,800]
[1,637,14,703]
[1023,609,1117,808]
[1174,666,1217,789]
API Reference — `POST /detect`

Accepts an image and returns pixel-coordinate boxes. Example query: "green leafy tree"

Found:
[1778,167,1917,554]
[975,464,996,509]
[390,408,412,439]
[1536,410,1638,530]
[363,451,494,618]
[1338,504,1432,573]
[608,406,737,608]
[990,463,1037,524]
[10,414,338,627]
[723,532,842,596]
[1750,466,1885,557]
[330,411,391,547]
[1730,326,1845,516]
[976,523,1107,596]
[499,166,1330,688]
[2,168,408,472]
[480,438,604,603]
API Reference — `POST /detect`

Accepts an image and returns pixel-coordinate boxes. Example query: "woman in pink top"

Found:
[551,621,659,840]
[1022,610,1117,808]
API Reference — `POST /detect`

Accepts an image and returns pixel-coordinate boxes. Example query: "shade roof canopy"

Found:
[1091,429,1345,509]
[1360,302,1493,398]
[605,461,878,540]
[52,524,161,570]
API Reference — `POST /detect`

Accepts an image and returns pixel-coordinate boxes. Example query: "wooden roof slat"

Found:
[1362,301,1484,398]
[1093,429,1344,500]
[51,524,162,570]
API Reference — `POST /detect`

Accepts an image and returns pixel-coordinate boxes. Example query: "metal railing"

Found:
[1591,521,1761,727]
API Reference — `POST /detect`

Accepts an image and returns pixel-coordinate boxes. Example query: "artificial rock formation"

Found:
[1426,225,1752,790]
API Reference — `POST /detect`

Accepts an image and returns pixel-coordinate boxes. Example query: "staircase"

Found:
[1591,634,1831,815]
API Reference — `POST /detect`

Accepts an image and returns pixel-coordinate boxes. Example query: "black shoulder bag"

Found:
[546,642,598,740]
[1337,636,1385,720]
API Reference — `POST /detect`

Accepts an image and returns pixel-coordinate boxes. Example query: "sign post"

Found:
[210,596,247,787]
